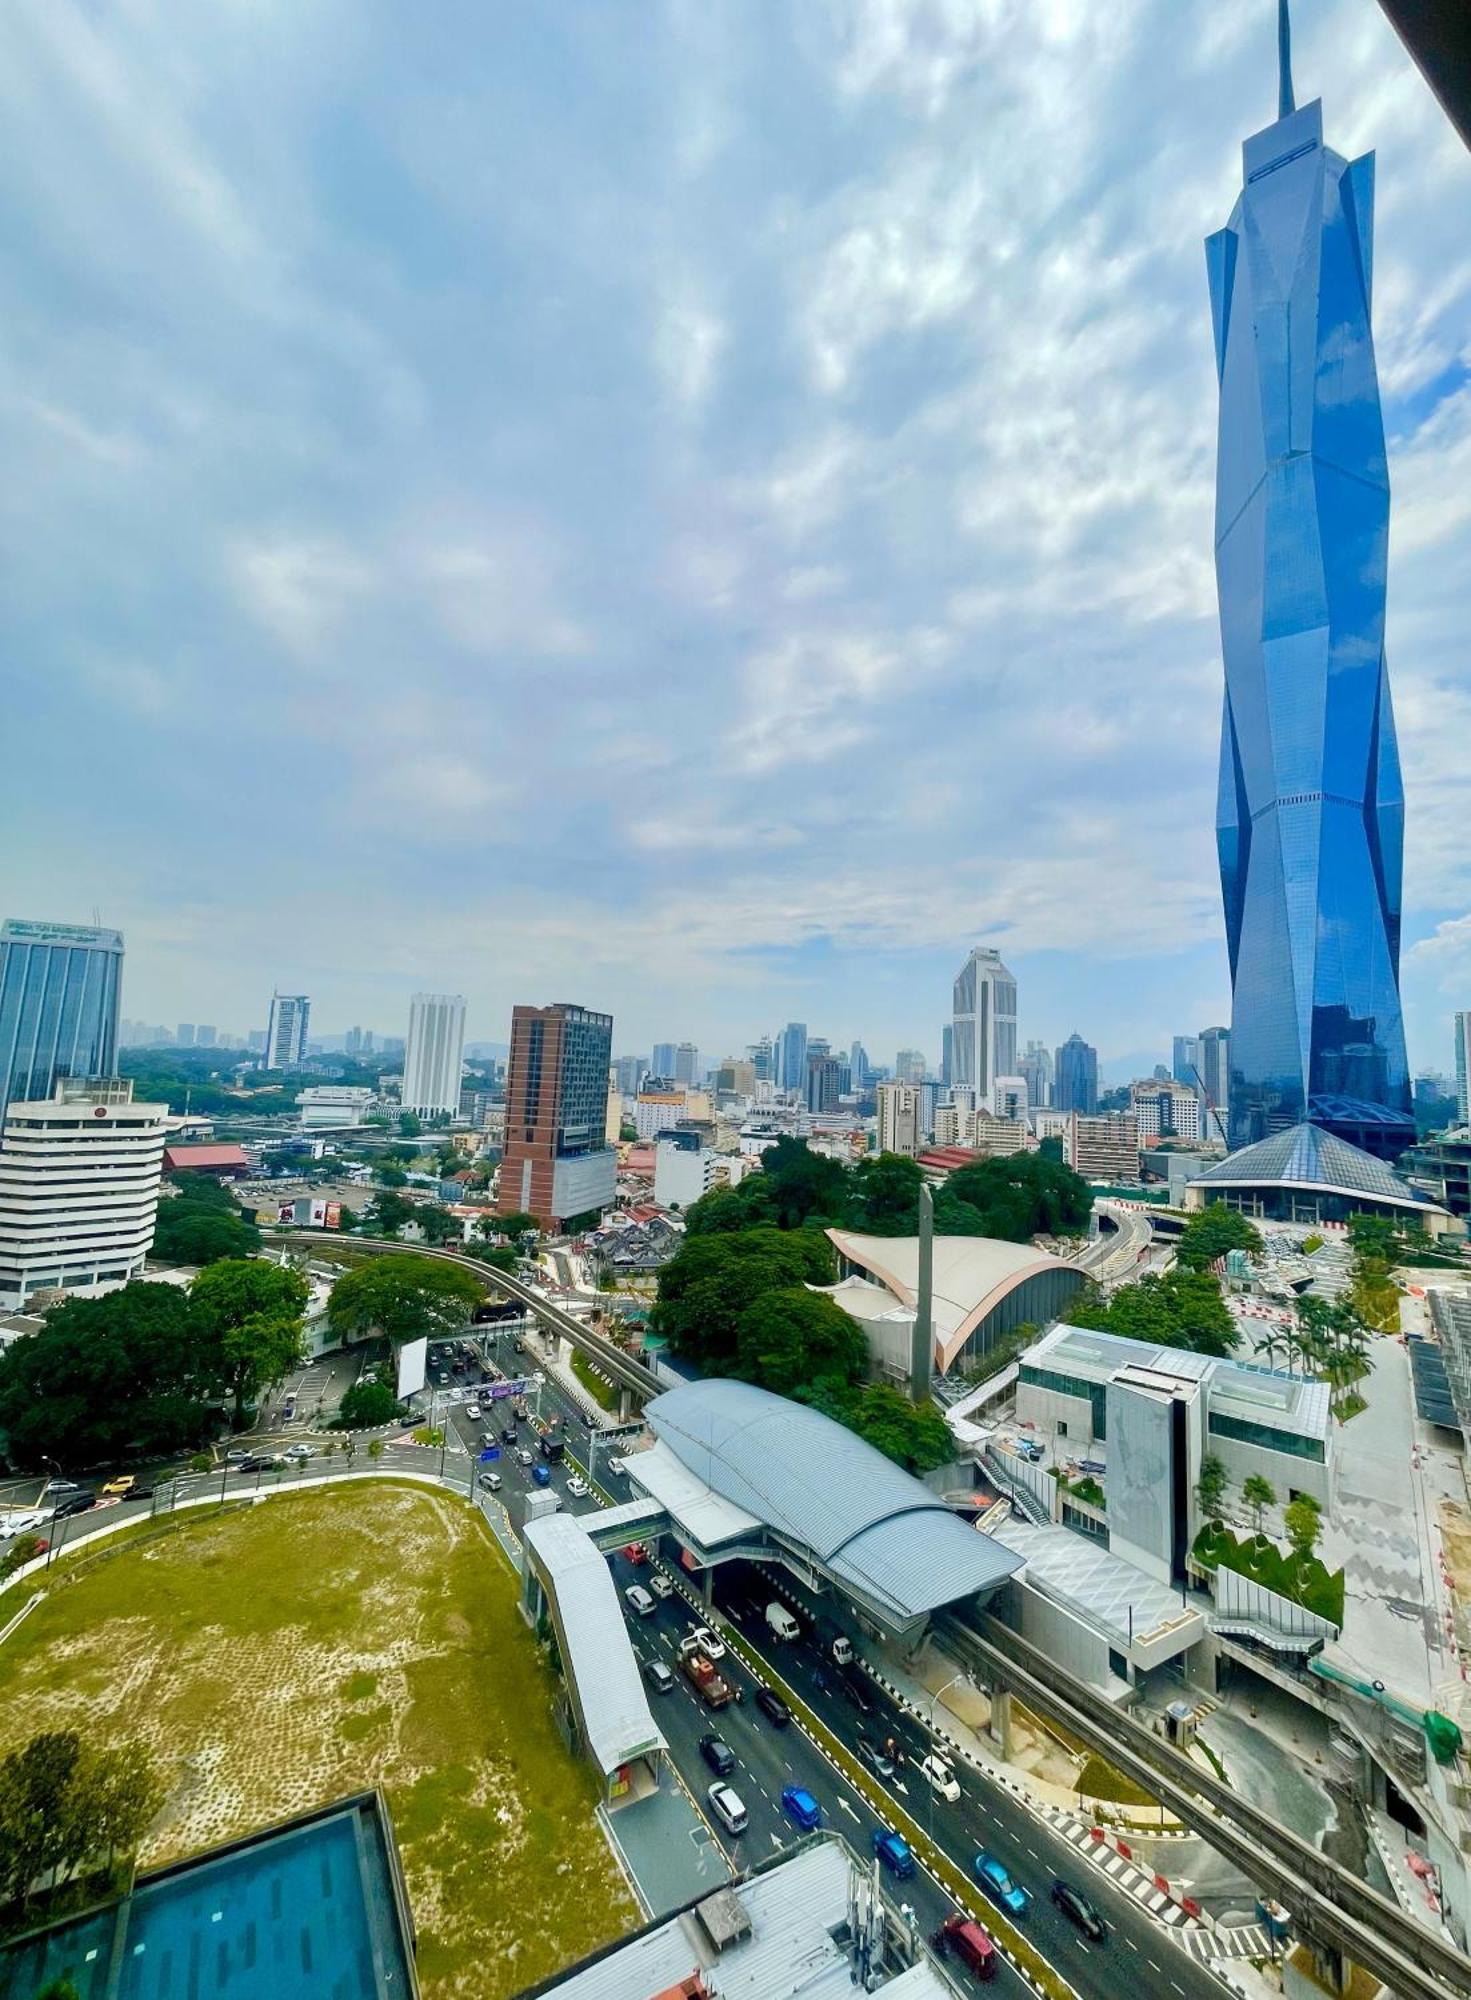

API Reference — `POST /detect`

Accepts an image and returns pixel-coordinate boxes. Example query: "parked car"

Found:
[706,1783,748,1835]
[643,1658,676,1695]
[872,1830,915,1880]
[699,1734,736,1776]
[52,1493,97,1519]
[919,1753,961,1803]
[756,1688,791,1728]
[974,1853,1030,1918]
[856,1738,896,1781]
[100,1476,136,1498]
[931,1913,997,1980]
[1,1510,46,1537]
[566,1475,590,1498]
[1051,1880,1105,1941]
[781,1786,822,1833]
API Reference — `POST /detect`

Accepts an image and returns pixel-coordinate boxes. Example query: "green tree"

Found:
[373,1162,408,1188]
[415,1206,465,1246]
[0,1536,47,1581]
[189,1260,309,1421]
[0,1283,217,1470]
[398,1111,422,1138]
[490,1210,541,1242]
[1069,1268,1238,1358]
[86,1739,164,1870]
[362,1189,415,1237]
[1284,1494,1323,1566]
[1195,1453,1228,1519]
[336,1380,400,1428]
[849,1153,926,1235]
[934,1152,1092,1242]
[1174,1206,1264,1272]
[1242,1473,1276,1532]
[652,1227,837,1370]
[0,1731,84,1907]
[755,1136,852,1230]
[476,1244,519,1275]
[151,1199,260,1266]
[842,1386,954,1474]
[326,1254,482,1347]
[367,1437,386,1461]
[734,1287,869,1398]
[683,1180,777,1236]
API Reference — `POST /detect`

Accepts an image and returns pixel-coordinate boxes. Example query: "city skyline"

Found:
[4,5,1469,1088]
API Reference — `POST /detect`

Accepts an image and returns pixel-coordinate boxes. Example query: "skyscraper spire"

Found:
[1278,0,1295,120]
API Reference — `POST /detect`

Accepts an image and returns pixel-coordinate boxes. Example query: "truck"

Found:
[765,1601,800,1642]
[538,1433,565,1461]
[681,1651,734,1709]
[816,1618,854,1667]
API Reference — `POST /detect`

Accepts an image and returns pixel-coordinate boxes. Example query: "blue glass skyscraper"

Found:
[0,919,124,1126]
[1207,3,1413,1161]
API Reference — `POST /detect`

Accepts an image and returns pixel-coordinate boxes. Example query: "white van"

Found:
[707,1783,748,1834]
[765,1601,800,1641]
[624,1584,656,1618]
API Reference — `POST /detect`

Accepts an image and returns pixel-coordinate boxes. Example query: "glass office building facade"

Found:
[1207,23,1413,1161]
[0,920,124,1126]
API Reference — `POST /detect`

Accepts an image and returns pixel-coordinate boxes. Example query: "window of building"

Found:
[1019,1362,1109,1440]
[1206,1410,1324,1463]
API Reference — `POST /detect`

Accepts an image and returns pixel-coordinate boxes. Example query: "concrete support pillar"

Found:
[617,1386,635,1422]
[990,1687,1014,1760]
[700,1566,715,1608]
[911,1185,935,1402]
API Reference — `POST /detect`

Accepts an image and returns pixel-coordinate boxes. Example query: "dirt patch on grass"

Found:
[0,1483,634,1999]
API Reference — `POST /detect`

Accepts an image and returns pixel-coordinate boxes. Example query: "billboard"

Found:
[485,1378,531,1402]
[276,1198,342,1229]
[396,1336,429,1400]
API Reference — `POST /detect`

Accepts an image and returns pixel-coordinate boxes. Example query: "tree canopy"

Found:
[0,1732,160,1911]
[325,1254,482,1347]
[0,1284,217,1471]
[1173,1206,1263,1272]
[733,1287,870,1398]
[1068,1268,1239,1357]
[933,1153,1091,1241]
[151,1176,260,1266]
[651,1227,836,1371]
[189,1259,309,1419]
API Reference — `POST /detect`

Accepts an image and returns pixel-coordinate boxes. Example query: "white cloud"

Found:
[228,534,374,657]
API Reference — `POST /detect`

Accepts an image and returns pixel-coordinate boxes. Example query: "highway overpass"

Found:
[276,1232,663,1401]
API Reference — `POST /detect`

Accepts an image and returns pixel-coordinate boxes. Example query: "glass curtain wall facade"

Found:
[1207,12,1412,1160]
[0,920,124,1126]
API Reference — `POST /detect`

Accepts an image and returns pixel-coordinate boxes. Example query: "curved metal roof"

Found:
[645,1378,1021,1622]
[1188,1122,1442,1211]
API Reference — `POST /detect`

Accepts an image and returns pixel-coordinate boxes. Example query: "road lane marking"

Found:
[1124,1936,1138,1951]
[837,1798,860,1822]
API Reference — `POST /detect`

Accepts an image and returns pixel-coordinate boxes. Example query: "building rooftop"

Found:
[826,1229,1083,1374]
[1188,1122,1445,1212]
[162,1143,251,1172]
[519,1837,951,2000]
[1029,1321,1334,1441]
[646,1379,1021,1626]
[522,1511,668,1778]
[0,1793,416,2000]
[990,1517,1205,1655]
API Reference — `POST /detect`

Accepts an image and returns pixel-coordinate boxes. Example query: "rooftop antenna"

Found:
[1277,0,1295,121]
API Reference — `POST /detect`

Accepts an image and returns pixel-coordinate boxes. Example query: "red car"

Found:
[623,1542,648,1566]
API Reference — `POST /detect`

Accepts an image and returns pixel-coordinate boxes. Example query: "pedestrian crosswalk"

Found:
[1178,1921,1273,1963]
[1040,1806,1194,1927]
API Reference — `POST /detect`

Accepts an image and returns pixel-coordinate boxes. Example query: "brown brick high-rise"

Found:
[497,1002,615,1230]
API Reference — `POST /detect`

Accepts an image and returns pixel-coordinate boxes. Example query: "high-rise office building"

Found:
[1208,6,1412,1160]
[1019,1040,1053,1111]
[177,1023,196,1048]
[805,1054,842,1115]
[0,919,124,1129]
[402,994,466,1117]
[894,1049,927,1086]
[346,1026,363,1057]
[1456,1014,1471,1126]
[779,1022,808,1095]
[875,1082,922,1158]
[1172,1035,1201,1088]
[940,1025,954,1089]
[264,993,310,1070]
[1197,1026,1231,1142]
[651,1042,678,1081]
[498,1003,617,1228]
[673,1042,700,1086]
[747,1037,775,1084]
[0,1077,167,1306]
[850,1041,870,1090]
[1054,1033,1099,1116]
[613,1054,648,1096]
[195,1025,217,1049]
[952,947,1017,1109]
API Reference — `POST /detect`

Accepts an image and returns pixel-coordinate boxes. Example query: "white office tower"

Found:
[952,947,1018,1110]
[402,993,466,1117]
[265,992,310,1068]
[875,1082,922,1157]
[0,1078,168,1306]
[1457,1012,1471,1125]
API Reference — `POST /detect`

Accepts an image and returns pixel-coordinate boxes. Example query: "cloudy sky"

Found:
[4,0,1470,1077]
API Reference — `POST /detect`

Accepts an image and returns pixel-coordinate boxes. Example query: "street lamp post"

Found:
[40,1457,62,1571]
[925,1671,967,1841]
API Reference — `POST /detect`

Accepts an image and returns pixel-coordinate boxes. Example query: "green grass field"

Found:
[0,1483,635,1998]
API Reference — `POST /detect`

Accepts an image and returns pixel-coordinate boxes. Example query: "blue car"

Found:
[872,1829,915,1880]
[974,1851,1031,1918]
[781,1785,822,1832]
[531,1463,552,1488]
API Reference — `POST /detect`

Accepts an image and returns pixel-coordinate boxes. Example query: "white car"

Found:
[465,1402,481,1420]
[566,1475,590,1499]
[650,1573,674,1599]
[688,1624,726,1661]
[283,1444,314,1462]
[1,1510,46,1539]
[919,1753,961,1803]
